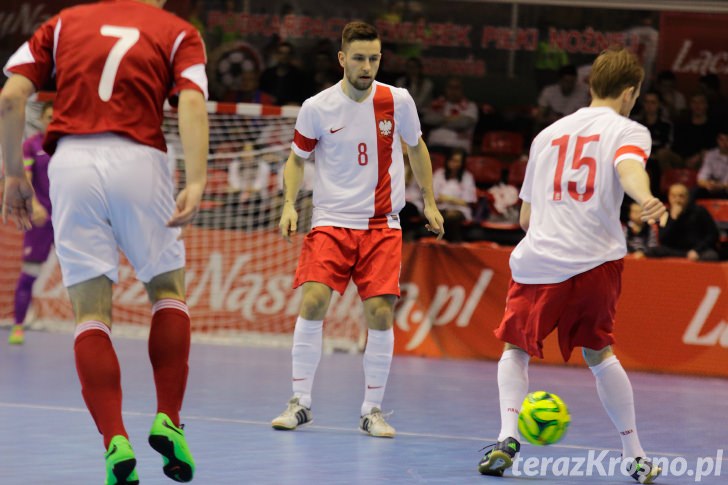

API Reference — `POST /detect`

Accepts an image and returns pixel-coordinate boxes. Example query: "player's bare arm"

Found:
[616,159,667,225]
[0,74,36,230]
[519,202,531,231]
[406,137,445,239]
[168,89,208,228]
[279,150,305,242]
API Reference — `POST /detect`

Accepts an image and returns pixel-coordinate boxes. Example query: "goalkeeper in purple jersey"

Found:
[9,102,53,345]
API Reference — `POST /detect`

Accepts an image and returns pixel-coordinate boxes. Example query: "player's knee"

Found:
[582,346,613,367]
[145,269,186,303]
[365,304,394,330]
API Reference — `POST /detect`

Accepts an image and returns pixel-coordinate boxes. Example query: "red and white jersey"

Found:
[292,81,421,230]
[511,106,651,283]
[3,0,207,154]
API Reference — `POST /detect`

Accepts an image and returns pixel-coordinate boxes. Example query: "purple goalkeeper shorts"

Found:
[22,220,54,263]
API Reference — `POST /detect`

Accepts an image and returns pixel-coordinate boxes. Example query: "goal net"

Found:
[0,99,364,352]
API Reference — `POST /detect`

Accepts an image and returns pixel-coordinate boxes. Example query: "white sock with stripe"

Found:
[590,356,646,458]
[497,348,530,442]
[361,327,394,416]
[291,317,323,409]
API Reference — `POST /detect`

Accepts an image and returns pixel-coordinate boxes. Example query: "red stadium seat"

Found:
[481,131,524,158]
[696,199,728,224]
[660,168,698,195]
[507,161,528,187]
[466,156,503,187]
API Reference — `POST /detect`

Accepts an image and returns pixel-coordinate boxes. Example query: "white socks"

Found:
[361,328,394,416]
[590,356,645,458]
[497,349,530,442]
[291,317,323,409]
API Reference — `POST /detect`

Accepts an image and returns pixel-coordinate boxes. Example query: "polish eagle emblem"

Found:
[378,119,393,137]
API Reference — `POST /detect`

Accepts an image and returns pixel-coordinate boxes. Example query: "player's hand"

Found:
[640,197,667,226]
[31,202,48,227]
[2,175,35,231]
[168,182,204,227]
[423,204,445,240]
[279,202,298,242]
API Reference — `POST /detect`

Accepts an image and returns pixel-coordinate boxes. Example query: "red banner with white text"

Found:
[1,224,726,377]
[657,12,728,95]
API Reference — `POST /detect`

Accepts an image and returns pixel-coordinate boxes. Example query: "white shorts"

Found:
[49,134,185,287]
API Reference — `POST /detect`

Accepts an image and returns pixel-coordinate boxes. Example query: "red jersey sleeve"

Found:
[168,27,208,103]
[3,15,58,90]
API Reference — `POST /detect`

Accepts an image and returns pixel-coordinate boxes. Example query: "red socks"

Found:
[149,299,191,427]
[74,321,127,449]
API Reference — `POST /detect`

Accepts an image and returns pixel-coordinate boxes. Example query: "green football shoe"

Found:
[149,412,195,482]
[105,435,139,485]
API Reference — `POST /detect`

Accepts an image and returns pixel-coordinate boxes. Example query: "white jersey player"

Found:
[479,47,665,484]
[272,21,444,438]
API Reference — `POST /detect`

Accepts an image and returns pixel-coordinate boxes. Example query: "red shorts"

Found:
[494,259,623,361]
[293,226,402,300]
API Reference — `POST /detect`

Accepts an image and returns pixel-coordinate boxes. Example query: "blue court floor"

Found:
[0,329,725,484]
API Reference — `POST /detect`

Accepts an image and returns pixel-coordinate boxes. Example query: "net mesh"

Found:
[0,100,363,352]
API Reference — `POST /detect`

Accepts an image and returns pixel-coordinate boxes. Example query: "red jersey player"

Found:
[1,1,208,483]
[271,21,444,438]
[478,48,665,484]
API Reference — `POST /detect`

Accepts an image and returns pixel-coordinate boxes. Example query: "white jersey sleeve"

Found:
[291,99,320,159]
[393,88,422,146]
[613,123,651,167]
[518,134,543,204]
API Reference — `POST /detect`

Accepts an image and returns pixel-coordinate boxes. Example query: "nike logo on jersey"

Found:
[367,385,383,389]
[329,126,345,133]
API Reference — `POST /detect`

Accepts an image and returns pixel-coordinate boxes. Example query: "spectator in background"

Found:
[396,57,434,115]
[648,183,720,261]
[424,77,478,153]
[536,64,590,127]
[672,93,719,168]
[624,202,657,259]
[223,69,276,105]
[260,41,310,106]
[631,90,673,195]
[310,50,340,95]
[433,148,477,242]
[655,70,687,121]
[698,73,728,122]
[695,126,728,199]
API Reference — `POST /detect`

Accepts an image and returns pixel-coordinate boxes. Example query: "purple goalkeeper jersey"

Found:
[23,132,52,214]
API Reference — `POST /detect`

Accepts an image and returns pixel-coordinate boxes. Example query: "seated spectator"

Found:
[647,183,720,261]
[423,77,478,153]
[536,64,590,127]
[655,70,687,121]
[432,148,477,242]
[695,125,728,199]
[260,41,310,106]
[310,50,340,95]
[631,90,674,194]
[395,57,434,115]
[672,93,719,168]
[222,69,275,105]
[624,202,657,258]
[227,141,272,203]
[698,73,728,122]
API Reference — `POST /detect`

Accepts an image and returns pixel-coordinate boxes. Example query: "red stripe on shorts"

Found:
[293,130,317,153]
[370,85,395,229]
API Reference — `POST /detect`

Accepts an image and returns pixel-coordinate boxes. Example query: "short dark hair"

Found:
[589,47,644,99]
[341,21,379,50]
[558,64,577,78]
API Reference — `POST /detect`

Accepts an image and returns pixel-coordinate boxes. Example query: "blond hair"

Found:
[589,47,644,99]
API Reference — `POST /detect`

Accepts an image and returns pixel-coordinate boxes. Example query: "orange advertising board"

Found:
[1,224,726,377]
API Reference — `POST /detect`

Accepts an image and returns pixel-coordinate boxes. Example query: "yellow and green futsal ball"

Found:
[518,391,571,446]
